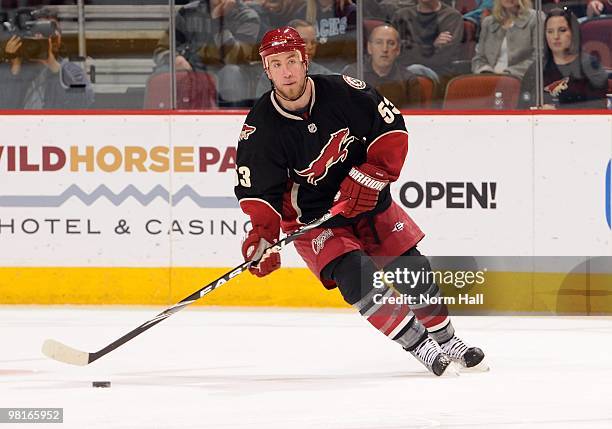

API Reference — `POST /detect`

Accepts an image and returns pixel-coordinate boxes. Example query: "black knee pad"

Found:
[384,247,436,296]
[322,250,378,305]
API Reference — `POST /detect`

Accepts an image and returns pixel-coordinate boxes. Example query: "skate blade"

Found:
[460,359,490,373]
[439,361,461,377]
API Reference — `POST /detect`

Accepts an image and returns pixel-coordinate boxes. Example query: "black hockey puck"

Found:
[92,381,111,388]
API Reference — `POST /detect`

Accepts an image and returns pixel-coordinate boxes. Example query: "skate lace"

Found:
[441,336,469,359]
[412,337,441,368]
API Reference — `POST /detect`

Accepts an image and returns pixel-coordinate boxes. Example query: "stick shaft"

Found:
[45,202,345,366]
[88,261,250,363]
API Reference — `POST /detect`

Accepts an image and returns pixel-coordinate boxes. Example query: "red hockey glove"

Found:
[336,163,389,218]
[242,226,281,277]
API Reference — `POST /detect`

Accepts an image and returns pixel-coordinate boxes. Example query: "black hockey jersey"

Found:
[234,74,409,233]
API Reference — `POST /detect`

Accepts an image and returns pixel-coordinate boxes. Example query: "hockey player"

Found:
[234,26,486,376]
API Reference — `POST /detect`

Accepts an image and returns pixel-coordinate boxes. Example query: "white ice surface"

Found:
[1,307,611,429]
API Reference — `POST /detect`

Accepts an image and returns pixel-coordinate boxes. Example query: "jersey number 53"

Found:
[378,97,401,124]
[236,166,252,187]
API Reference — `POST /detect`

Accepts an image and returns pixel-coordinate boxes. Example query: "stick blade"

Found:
[42,339,90,366]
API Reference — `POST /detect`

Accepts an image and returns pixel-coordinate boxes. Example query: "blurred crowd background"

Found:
[0,0,609,110]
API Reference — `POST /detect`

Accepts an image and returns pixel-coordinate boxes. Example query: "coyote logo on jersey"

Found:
[239,124,256,141]
[544,77,570,97]
[295,128,355,185]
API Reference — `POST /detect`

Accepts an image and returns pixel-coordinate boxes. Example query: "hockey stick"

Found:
[42,200,348,366]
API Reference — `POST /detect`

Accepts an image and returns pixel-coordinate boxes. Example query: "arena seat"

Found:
[144,71,217,109]
[454,0,479,14]
[416,76,435,108]
[580,15,612,71]
[443,74,521,109]
[451,18,480,74]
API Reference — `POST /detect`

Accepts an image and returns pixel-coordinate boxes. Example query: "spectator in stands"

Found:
[305,0,357,73]
[519,8,607,109]
[466,0,608,23]
[255,19,332,97]
[0,7,93,109]
[392,0,464,84]
[538,0,610,17]
[245,0,307,35]
[381,0,457,20]
[153,0,260,106]
[543,0,610,17]
[585,0,611,17]
[471,0,542,78]
[379,0,416,21]
[1,1,72,8]
[464,0,492,26]
[361,0,388,20]
[343,23,421,109]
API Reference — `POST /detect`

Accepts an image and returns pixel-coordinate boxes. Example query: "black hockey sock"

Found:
[384,247,455,344]
[322,250,426,349]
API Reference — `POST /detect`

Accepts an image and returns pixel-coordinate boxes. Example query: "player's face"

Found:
[367,26,400,71]
[546,16,573,57]
[266,51,308,100]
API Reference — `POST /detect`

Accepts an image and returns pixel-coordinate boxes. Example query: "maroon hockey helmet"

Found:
[259,26,307,69]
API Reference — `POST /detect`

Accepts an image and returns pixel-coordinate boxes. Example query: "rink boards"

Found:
[1,113,611,313]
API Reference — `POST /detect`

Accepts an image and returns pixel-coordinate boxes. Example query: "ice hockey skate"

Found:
[439,335,489,372]
[406,336,459,377]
